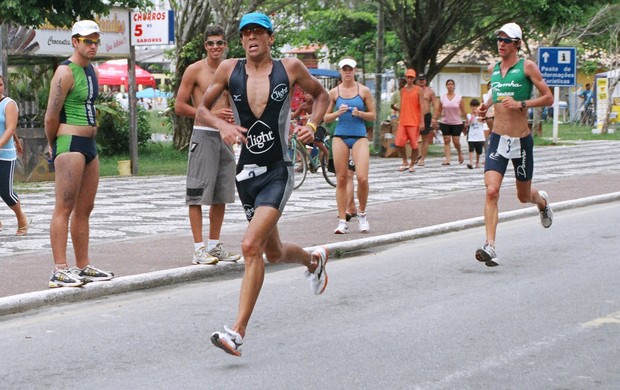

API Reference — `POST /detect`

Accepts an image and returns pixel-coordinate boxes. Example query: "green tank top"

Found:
[490,59,533,103]
[60,60,98,126]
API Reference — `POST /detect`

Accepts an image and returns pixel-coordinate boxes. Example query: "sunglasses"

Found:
[496,36,519,44]
[241,26,269,36]
[206,40,226,47]
[76,37,101,46]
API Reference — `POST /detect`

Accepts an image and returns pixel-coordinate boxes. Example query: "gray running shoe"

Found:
[211,325,243,356]
[208,243,241,262]
[49,269,85,288]
[475,244,499,267]
[192,246,218,265]
[538,191,553,228]
[71,265,114,282]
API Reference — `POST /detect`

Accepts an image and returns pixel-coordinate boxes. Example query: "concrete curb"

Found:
[1,192,619,317]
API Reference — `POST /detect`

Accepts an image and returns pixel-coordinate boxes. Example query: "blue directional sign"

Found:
[538,47,577,87]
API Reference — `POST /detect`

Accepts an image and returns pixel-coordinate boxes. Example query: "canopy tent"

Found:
[136,87,172,98]
[96,59,156,88]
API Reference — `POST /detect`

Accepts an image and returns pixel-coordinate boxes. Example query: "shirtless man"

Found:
[475,22,554,267]
[175,25,240,265]
[195,12,330,356]
[417,74,439,166]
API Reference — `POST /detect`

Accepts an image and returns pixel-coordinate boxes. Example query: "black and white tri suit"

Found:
[229,59,294,220]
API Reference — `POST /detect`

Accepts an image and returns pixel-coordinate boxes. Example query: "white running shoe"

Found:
[334,219,348,234]
[538,191,553,228]
[192,246,218,265]
[211,325,243,356]
[475,244,499,267]
[358,212,369,233]
[305,246,329,295]
[71,265,114,282]
[208,243,241,262]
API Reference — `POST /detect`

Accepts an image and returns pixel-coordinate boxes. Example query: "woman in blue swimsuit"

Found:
[324,58,376,234]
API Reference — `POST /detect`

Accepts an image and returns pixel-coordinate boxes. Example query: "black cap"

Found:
[417,73,426,80]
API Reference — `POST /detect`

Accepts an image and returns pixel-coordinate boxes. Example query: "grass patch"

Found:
[536,121,619,144]
[99,141,187,177]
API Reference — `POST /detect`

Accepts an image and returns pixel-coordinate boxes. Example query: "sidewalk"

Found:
[2,170,619,315]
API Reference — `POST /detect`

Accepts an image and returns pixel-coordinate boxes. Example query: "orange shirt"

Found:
[399,86,421,126]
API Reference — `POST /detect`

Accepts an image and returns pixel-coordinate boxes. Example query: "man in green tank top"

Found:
[475,22,554,267]
[44,20,114,288]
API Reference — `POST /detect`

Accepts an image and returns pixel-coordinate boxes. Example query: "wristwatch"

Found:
[520,101,527,111]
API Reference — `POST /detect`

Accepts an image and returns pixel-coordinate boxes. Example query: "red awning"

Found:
[96,59,156,87]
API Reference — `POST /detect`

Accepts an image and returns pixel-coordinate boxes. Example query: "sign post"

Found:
[538,47,577,142]
[127,10,175,175]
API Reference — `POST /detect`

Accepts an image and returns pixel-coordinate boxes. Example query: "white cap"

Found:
[495,22,522,40]
[72,20,101,37]
[338,58,357,69]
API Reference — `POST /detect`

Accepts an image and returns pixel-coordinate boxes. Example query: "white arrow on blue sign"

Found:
[537,47,577,87]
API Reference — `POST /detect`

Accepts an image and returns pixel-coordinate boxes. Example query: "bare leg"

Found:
[442,136,452,163]
[396,145,409,167]
[351,138,369,213]
[50,153,86,269]
[332,138,350,220]
[231,206,315,338]
[483,170,503,246]
[72,157,99,269]
[453,135,463,164]
[209,203,226,240]
[189,205,203,243]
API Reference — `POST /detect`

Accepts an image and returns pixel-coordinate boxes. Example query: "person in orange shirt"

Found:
[395,69,424,172]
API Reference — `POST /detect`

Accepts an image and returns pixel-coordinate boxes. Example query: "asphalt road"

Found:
[1,202,619,389]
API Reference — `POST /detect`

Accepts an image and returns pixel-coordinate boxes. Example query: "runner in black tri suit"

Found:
[194,12,330,357]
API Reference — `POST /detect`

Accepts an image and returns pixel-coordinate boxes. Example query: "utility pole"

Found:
[373,2,385,154]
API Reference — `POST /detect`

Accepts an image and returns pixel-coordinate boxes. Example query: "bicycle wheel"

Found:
[291,140,308,189]
[321,152,336,187]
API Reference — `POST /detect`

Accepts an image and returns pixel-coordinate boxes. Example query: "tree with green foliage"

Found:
[0,0,149,28]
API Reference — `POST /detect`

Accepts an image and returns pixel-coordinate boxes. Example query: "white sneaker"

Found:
[538,191,553,228]
[192,246,218,265]
[334,219,348,234]
[358,212,369,233]
[305,246,329,295]
[208,243,241,262]
[475,244,499,267]
[211,325,243,356]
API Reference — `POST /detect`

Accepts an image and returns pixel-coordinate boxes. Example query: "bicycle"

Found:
[288,125,336,190]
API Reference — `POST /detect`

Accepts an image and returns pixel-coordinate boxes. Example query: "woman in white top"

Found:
[433,79,467,165]
[0,75,30,235]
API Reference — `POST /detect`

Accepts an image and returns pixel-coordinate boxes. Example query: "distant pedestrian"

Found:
[464,99,486,169]
[0,75,30,236]
[434,79,467,165]
[44,20,114,287]
[195,12,330,356]
[175,25,241,265]
[393,68,423,172]
[417,73,439,167]
[475,22,554,267]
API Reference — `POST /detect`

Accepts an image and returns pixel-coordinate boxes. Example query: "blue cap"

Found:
[239,12,273,32]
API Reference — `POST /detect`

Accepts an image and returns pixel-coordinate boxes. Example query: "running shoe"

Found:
[475,244,499,267]
[358,212,369,233]
[538,191,553,228]
[305,246,329,295]
[71,265,115,281]
[211,325,243,356]
[208,243,241,262]
[49,269,85,288]
[192,246,218,265]
[334,220,348,234]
